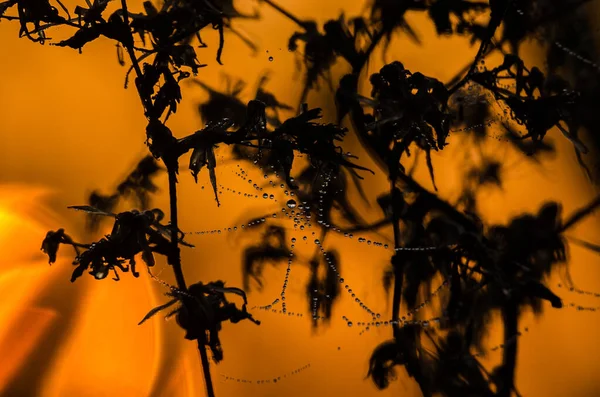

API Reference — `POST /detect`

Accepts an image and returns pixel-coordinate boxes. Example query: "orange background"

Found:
[0,1,600,396]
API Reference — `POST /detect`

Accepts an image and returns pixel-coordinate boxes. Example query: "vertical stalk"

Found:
[197,339,216,397]
[118,1,216,394]
[167,168,187,290]
[388,142,404,337]
[167,168,216,397]
[390,180,403,337]
[388,149,430,397]
[498,301,519,397]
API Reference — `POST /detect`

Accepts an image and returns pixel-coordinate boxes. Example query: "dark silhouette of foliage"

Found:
[242,225,291,292]
[1,0,597,395]
[139,280,260,363]
[85,155,162,232]
[306,249,342,325]
[41,206,193,281]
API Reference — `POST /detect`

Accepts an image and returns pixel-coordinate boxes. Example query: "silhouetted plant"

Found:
[139,279,261,363]
[2,0,599,396]
[244,1,600,396]
[9,1,273,395]
[85,155,163,232]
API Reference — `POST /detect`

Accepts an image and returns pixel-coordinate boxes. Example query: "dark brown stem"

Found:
[168,168,216,397]
[119,0,154,117]
[119,0,142,77]
[390,179,403,335]
[119,1,215,394]
[498,301,519,397]
[197,337,216,397]
[167,169,187,290]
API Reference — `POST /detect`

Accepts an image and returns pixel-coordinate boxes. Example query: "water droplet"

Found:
[268,56,274,62]
[287,199,297,208]
[262,193,268,199]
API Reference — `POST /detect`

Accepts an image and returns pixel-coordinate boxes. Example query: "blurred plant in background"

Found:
[1,0,600,396]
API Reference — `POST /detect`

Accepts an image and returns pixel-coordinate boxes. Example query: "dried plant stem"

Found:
[197,338,216,397]
[499,301,519,397]
[167,168,216,397]
[118,0,216,393]
[390,179,403,337]
[167,169,187,290]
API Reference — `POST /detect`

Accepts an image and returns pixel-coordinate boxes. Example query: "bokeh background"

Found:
[1,1,600,396]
